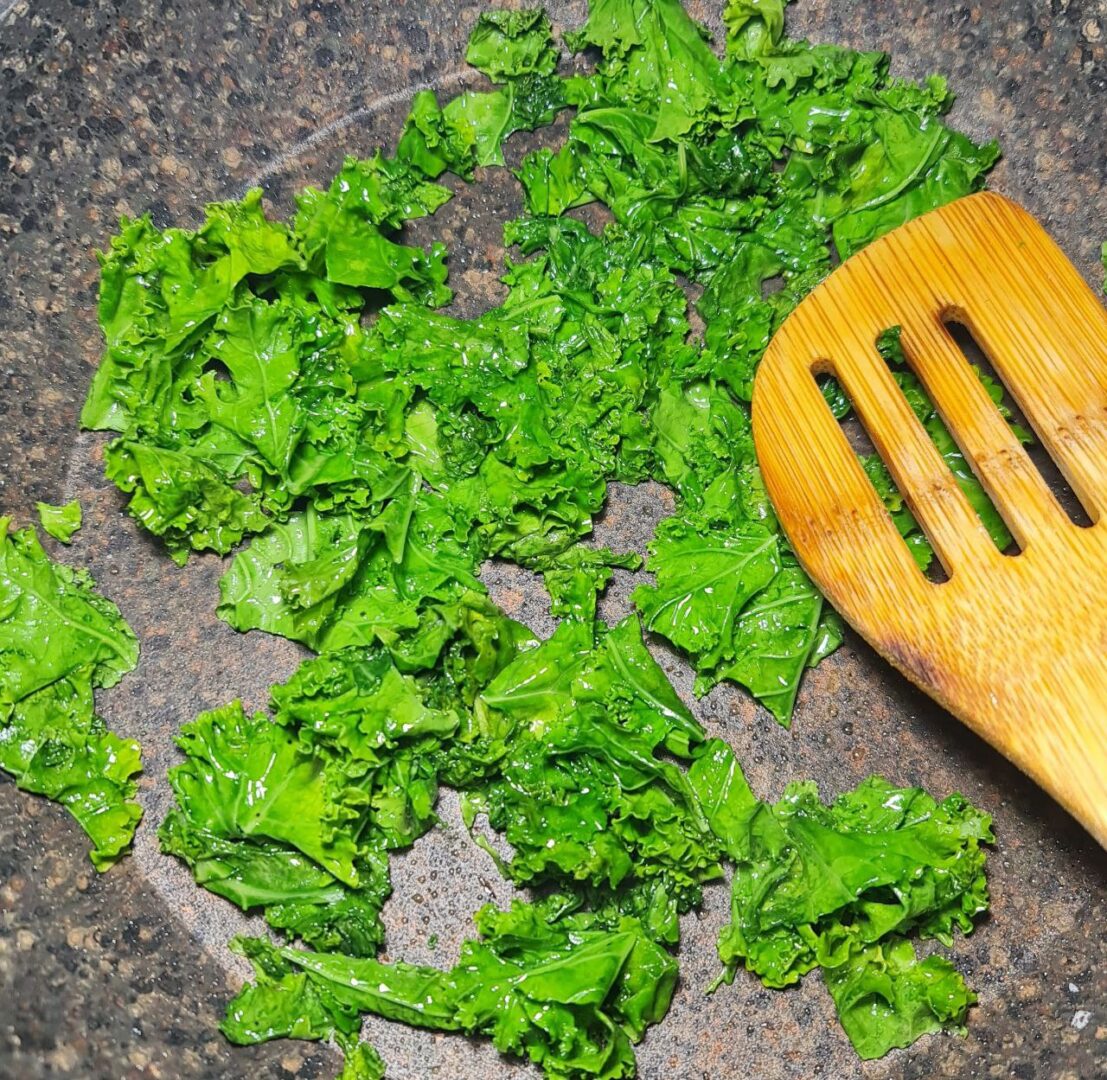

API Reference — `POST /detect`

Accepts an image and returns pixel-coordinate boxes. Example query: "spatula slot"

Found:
[868,324,1026,561]
[878,313,1082,553]
[942,318,1094,529]
[822,376,950,579]
[819,359,958,583]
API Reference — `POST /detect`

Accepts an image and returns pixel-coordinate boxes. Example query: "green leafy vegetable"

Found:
[224,898,677,1080]
[466,9,560,82]
[530,546,643,622]
[0,519,141,868]
[715,557,843,723]
[723,0,790,56]
[463,615,719,944]
[82,0,1002,721]
[400,74,569,177]
[632,517,780,679]
[337,1043,387,1080]
[36,499,82,544]
[566,0,735,143]
[715,772,992,988]
[690,739,991,1057]
[823,938,977,1060]
[161,614,527,956]
[165,700,363,886]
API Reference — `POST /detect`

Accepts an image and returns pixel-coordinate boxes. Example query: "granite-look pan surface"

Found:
[1,2,1104,1077]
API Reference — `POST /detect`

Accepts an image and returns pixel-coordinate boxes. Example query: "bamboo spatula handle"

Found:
[752,191,1107,849]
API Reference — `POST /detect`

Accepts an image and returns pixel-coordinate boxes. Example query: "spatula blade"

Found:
[752,191,1107,848]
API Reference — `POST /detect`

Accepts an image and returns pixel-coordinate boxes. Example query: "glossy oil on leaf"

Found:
[691,740,990,1059]
[36,499,82,544]
[0,520,141,869]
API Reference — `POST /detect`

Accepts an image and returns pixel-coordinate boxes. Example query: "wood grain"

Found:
[752,191,1107,849]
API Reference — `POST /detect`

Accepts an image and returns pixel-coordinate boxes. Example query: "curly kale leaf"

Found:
[466,9,560,82]
[0,519,141,868]
[526,545,643,623]
[690,740,990,1057]
[824,937,977,1060]
[461,616,718,943]
[224,898,676,1080]
[700,747,993,988]
[161,603,530,956]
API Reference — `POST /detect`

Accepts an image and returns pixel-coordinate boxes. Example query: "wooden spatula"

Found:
[752,191,1107,849]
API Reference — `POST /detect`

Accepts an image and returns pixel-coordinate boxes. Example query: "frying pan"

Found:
[1,1,1104,1077]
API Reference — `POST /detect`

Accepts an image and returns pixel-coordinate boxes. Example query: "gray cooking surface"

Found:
[1,1,1105,1077]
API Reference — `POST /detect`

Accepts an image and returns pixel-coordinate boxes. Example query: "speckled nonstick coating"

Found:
[1,2,1104,1077]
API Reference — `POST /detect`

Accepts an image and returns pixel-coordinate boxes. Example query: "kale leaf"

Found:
[36,499,82,544]
[161,610,528,957]
[824,937,977,1060]
[690,739,991,1058]
[0,519,141,868]
[466,9,560,82]
[224,898,677,1080]
[463,615,720,944]
[632,516,780,680]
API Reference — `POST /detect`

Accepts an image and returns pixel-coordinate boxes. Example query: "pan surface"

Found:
[1,1,1105,1077]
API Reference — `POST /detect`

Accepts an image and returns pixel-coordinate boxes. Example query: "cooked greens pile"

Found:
[0,517,141,869]
[223,899,677,1080]
[56,0,1010,1072]
[690,740,992,1059]
[80,0,998,727]
[162,613,989,1074]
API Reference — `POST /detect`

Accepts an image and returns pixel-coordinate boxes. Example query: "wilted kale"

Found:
[81,0,999,723]
[36,499,82,544]
[690,739,991,1059]
[462,614,721,944]
[466,9,560,82]
[532,0,994,714]
[160,606,530,957]
[224,897,676,1080]
[74,0,1007,1074]
[193,628,991,1073]
[0,518,141,868]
